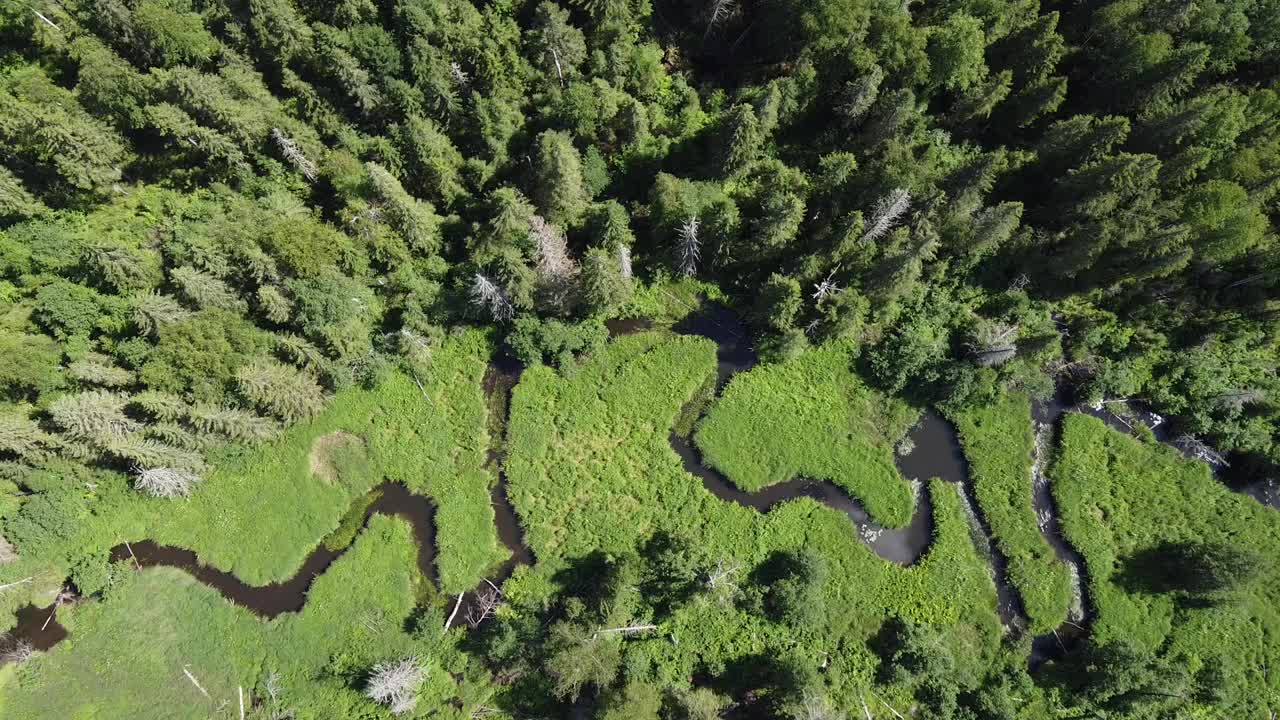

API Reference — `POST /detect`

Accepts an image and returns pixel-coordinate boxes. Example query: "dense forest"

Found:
[1,0,1279,718]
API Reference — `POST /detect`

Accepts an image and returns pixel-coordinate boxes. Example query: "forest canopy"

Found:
[1,0,1280,717]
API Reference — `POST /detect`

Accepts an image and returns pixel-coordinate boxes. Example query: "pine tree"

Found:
[186,404,280,442]
[531,130,589,226]
[171,266,246,312]
[579,247,632,314]
[48,391,139,442]
[67,354,135,388]
[718,104,763,176]
[132,291,191,337]
[0,411,54,461]
[235,359,326,423]
[256,285,293,324]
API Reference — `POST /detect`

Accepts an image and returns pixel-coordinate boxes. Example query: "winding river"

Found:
[9,303,1275,675]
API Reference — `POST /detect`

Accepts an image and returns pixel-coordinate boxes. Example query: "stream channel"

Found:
[9,303,1275,674]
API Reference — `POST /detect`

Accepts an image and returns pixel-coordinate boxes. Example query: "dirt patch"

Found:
[308,431,366,484]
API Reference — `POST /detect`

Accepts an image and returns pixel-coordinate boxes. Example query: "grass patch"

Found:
[134,329,505,591]
[1051,414,1280,707]
[2,515,473,719]
[504,331,1003,699]
[949,395,1073,633]
[0,330,505,612]
[692,342,919,527]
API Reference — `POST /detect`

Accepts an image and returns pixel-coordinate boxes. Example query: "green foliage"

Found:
[1050,414,1280,715]
[948,395,1073,633]
[697,343,918,527]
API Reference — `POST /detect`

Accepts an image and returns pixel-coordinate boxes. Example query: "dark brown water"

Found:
[8,602,67,651]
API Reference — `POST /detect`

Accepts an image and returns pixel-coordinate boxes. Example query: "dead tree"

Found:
[860,188,911,244]
[1176,434,1230,467]
[0,637,33,665]
[466,585,502,628]
[469,273,514,322]
[705,557,742,606]
[811,270,841,302]
[270,129,317,182]
[365,656,427,715]
[134,467,201,498]
[530,215,578,311]
[703,0,739,39]
[448,61,470,88]
[677,215,701,277]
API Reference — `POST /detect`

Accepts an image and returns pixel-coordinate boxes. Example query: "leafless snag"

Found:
[466,584,502,628]
[365,656,427,715]
[812,270,841,301]
[182,665,212,699]
[592,623,657,639]
[1176,434,1230,467]
[677,215,701,277]
[448,61,470,88]
[969,322,1019,367]
[794,689,843,720]
[703,0,739,40]
[0,637,33,665]
[270,129,317,182]
[134,466,201,498]
[860,188,911,245]
[469,273,514,322]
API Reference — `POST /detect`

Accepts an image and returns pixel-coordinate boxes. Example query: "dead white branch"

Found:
[444,592,465,629]
[0,577,34,594]
[861,188,911,244]
[677,215,701,277]
[812,269,841,301]
[366,656,426,715]
[469,273,514,322]
[466,585,502,628]
[183,666,212,699]
[592,624,656,639]
[270,129,317,182]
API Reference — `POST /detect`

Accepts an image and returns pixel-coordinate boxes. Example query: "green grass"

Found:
[693,342,919,527]
[504,331,1004,700]
[1051,414,1280,708]
[133,328,505,591]
[0,329,505,622]
[2,514,473,719]
[949,395,1073,633]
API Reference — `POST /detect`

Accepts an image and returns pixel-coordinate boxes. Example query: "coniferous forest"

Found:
[2,0,1280,718]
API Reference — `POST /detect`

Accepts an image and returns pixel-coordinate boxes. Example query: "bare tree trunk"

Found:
[550,47,565,87]
[592,624,656,639]
[0,577,33,593]
[182,666,211,699]
[125,541,141,570]
[861,697,874,720]
[444,592,465,629]
[238,686,245,720]
[870,691,905,720]
[32,9,59,29]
